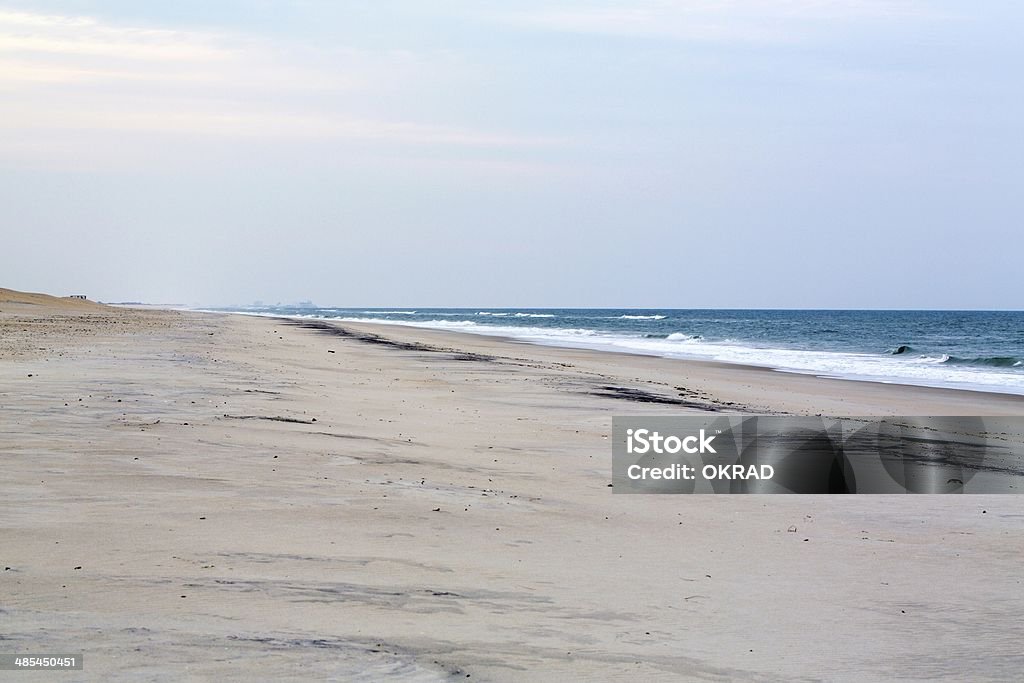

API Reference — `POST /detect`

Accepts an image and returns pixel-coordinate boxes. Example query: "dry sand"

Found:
[2,294,1023,681]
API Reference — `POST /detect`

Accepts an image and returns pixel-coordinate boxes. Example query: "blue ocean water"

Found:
[218,307,1024,395]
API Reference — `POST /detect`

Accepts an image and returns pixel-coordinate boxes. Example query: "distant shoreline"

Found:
[190,311,1020,415]
[205,307,1024,398]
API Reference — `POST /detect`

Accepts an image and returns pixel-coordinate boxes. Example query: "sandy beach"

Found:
[3,294,1023,681]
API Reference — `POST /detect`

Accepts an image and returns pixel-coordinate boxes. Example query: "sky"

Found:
[1,1,1021,308]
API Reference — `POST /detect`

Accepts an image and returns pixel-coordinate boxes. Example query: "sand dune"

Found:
[0,287,104,311]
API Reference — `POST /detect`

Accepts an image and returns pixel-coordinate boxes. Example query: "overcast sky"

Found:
[1,1,1021,308]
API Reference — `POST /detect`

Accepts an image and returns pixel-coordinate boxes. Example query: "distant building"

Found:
[69,295,88,300]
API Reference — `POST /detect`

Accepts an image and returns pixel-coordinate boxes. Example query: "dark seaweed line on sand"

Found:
[221,414,317,424]
[589,385,721,411]
[280,318,494,362]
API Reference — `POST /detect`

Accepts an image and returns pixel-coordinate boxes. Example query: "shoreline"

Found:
[3,302,1024,680]
[272,314,1024,416]
[219,309,1024,398]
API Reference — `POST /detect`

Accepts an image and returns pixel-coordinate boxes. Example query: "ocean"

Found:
[216,307,1024,395]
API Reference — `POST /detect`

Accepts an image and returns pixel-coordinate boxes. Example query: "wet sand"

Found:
[2,296,1023,681]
